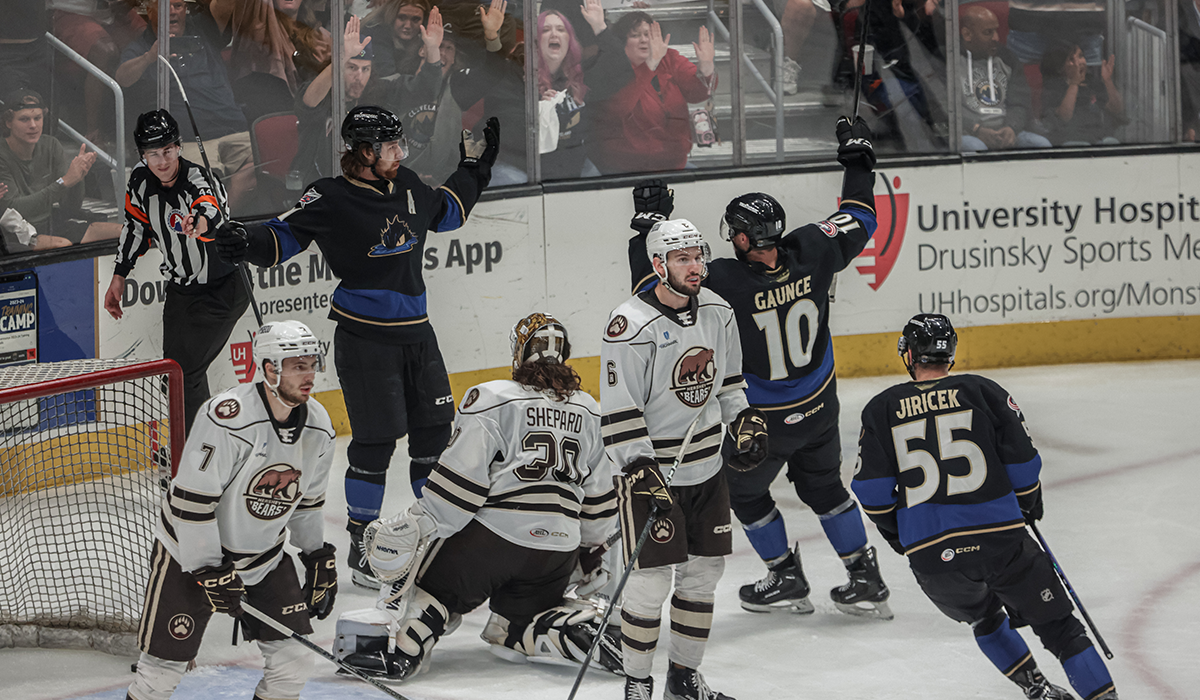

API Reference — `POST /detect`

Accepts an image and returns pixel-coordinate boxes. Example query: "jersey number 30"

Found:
[890,409,987,507]
[753,299,819,380]
[515,431,584,485]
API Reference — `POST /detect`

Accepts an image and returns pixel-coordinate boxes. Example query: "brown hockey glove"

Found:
[835,116,876,171]
[630,179,674,236]
[623,456,674,511]
[192,561,245,617]
[300,543,338,620]
[728,407,769,471]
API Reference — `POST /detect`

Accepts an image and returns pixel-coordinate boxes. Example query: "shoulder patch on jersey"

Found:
[297,188,322,208]
[215,398,240,419]
[462,388,480,410]
[1007,395,1021,413]
[817,220,838,237]
[245,464,303,520]
[607,315,629,338]
[670,346,716,408]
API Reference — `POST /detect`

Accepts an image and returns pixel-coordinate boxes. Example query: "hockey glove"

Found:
[728,407,769,471]
[835,116,876,171]
[192,561,245,617]
[630,179,674,236]
[460,117,501,169]
[623,456,674,511]
[213,220,249,264]
[299,543,338,620]
[569,542,611,599]
[365,501,438,585]
[1017,484,1044,526]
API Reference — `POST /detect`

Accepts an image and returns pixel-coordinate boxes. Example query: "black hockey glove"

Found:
[630,179,674,236]
[192,561,245,617]
[300,543,338,620]
[728,407,768,471]
[214,220,249,265]
[835,116,876,171]
[623,456,674,511]
[578,542,606,580]
[1017,485,1044,526]
[460,117,501,169]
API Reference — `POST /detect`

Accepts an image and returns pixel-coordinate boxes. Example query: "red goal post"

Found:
[0,359,184,655]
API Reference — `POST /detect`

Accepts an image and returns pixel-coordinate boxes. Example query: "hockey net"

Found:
[0,359,183,656]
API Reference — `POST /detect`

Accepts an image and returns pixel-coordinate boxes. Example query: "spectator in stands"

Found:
[587,12,716,174]
[1181,0,1200,141]
[536,0,632,180]
[0,3,51,99]
[958,4,1050,151]
[1006,0,1105,66]
[364,0,432,79]
[0,89,121,249]
[388,16,463,184]
[1039,43,1124,146]
[117,0,257,213]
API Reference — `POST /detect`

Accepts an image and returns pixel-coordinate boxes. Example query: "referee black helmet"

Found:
[134,109,181,154]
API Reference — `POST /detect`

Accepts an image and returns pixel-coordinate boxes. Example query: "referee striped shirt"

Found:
[115,159,236,285]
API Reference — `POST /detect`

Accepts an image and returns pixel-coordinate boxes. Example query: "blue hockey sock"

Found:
[345,476,386,522]
[411,477,427,497]
[818,500,869,558]
[1062,646,1114,699]
[975,618,1033,675]
[743,509,789,562]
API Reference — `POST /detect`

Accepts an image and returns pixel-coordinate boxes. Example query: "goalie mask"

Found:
[645,219,711,297]
[898,313,957,378]
[253,320,326,390]
[510,312,571,369]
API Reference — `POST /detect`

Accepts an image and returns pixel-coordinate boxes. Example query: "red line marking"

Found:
[1119,559,1200,700]
[1045,447,1200,489]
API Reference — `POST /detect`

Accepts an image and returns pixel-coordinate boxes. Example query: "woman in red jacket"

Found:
[588,12,715,174]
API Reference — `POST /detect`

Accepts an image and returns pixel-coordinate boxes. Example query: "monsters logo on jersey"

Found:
[670,346,716,407]
[245,464,303,520]
[368,216,419,257]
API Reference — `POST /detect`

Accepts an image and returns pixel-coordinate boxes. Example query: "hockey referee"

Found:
[103,110,249,435]
[215,106,498,589]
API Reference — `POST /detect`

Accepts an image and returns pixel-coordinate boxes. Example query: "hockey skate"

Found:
[347,518,382,590]
[1014,668,1076,700]
[665,664,736,700]
[830,546,893,620]
[339,647,424,683]
[739,546,814,614]
[625,675,654,700]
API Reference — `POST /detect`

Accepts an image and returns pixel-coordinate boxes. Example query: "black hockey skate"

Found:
[340,648,423,683]
[346,518,382,591]
[1014,668,1076,700]
[570,618,625,675]
[625,675,654,700]
[665,664,736,700]
[831,546,893,620]
[739,546,814,614]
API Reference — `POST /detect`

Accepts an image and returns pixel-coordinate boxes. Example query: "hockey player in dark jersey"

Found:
[626,117,891,619]
[214,106,498,590]
[853,314,1119,700]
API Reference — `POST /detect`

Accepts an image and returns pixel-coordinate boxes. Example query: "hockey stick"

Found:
[566,409,709,700]
[851,0,872,120]
[157,55,264,328]
[239,601,413,699]
[1029,522,1114,659]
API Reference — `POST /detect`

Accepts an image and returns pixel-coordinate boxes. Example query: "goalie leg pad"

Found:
[127,653,188,700]
[255,639,308,700]
[489,607,623,676]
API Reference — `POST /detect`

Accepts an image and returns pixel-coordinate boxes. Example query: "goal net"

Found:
[0,359,183,656]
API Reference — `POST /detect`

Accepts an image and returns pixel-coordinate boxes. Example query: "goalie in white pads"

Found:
[127,321,338,700]
[336,313,622,682]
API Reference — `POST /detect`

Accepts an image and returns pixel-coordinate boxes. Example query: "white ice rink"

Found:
[2,359,1197,700]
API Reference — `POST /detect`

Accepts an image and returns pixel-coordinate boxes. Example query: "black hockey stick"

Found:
[566,410,708,700]
[1029,522,1114,659]
[240,601,413,699]
[851,0,872,120]
[157,55,264,328]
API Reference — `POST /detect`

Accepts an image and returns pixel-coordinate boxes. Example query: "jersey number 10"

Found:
[753,299,819,380]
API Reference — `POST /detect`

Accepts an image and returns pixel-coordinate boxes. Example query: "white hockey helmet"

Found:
[253,320,325,388]
[646,218,710,292]
[510,312,571,369]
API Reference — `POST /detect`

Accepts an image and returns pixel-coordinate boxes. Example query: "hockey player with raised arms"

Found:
[126,321,338,700]
[214,107,499,590]
[602,219,768,700]
[336,313,622,681]
[625,117,890,619]
[854,314,1119,700]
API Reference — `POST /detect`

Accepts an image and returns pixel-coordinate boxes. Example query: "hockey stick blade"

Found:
[1029,522,1114,659]
[239,601,413,699]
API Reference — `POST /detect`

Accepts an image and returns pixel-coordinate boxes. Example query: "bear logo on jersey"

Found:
[462,388,480,409]
[651,517,674,543]
[368,216,419,257]
[245,464,303,519]
[607,315,628,338]
[215,399,240,419]
[168,613,194,640]
[671,346,715,407]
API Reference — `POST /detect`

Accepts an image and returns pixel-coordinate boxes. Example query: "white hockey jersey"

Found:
[601,287,749,486]
[158,382,337,586]
[422,380,617,552]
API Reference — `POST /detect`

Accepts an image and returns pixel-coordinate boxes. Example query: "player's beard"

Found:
[274,377,312,406]
[372,156,401,180]
[665,266,703,297]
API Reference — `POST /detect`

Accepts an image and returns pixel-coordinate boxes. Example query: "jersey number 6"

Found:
[515,431,585,485]
[753,299,819,381]
[890,409,987,507]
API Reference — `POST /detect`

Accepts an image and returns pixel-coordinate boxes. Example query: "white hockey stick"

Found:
[239,601,412,700]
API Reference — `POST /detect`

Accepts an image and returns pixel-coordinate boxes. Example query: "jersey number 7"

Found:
[890,409,987,507]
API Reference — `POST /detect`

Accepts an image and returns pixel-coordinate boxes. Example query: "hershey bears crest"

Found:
[245,464,303,520]
[671,346,715,407]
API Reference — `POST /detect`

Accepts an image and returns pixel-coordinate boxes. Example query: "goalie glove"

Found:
[568,541,611,599]
[365,501,438,586]
[630,178,674,236]
[835,115,876,171]
[623,456,674,511]
[192,561,245,617]
[300,543,338,620]
[728,407,769,471]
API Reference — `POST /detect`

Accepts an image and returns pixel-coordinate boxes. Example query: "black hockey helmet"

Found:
[898,313,957,377]
[341,105,404,153]
[134,109,181,153]
[721,192,786,249]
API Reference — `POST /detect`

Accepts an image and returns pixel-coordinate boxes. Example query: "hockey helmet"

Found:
[898,313,957,377]
[510,312,571,369]
[134,109,181,154]
[253,320,325,388]
[646,218,711,276]
[721,192,786,249]
[341,105,405,155]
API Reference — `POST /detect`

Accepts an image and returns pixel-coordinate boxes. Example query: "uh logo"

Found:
[231,340,256,383]
[840,172,910,290]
